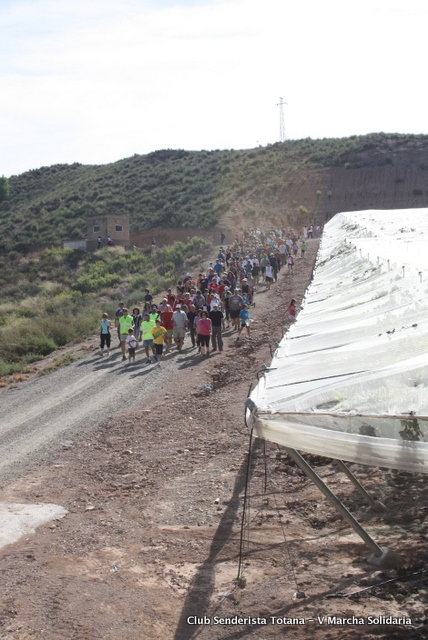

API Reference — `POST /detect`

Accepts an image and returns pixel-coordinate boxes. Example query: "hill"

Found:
[2,132,428,253]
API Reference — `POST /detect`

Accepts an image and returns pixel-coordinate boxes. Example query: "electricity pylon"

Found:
[276,97,287,142]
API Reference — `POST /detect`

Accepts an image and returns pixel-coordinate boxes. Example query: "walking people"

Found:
[251,260,260,286]
[288,298,297,323]
[126,328,138,363]
[100,312,112,356]
[197,310,212,356]
[118,308,134,361]
[229,289,244,331]
[131,307,142,340]
[172,304,188,352]
[223,289,231,328]
[115,301,125,342]
[237,304,251,339]
[151,318,167,365]
[141,312,157,363]
[209,303,224,352]
[265,263,273,290]
[161,304,174,352]
[187,304,197,347]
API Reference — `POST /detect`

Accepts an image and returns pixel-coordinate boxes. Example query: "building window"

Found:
[93,225,100,233]
[115,225,123,232]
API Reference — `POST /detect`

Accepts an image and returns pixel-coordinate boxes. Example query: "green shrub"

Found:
[31,336,58,355]
[129,275,146,291]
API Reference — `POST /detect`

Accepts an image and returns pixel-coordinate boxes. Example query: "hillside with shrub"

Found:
[2,132,428,253]
[2,131,428,380]
[0,237,209,378]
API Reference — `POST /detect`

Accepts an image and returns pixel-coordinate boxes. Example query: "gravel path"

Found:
[0,343,190,484]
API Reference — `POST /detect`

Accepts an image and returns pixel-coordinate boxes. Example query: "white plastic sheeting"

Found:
[247,210,428,472]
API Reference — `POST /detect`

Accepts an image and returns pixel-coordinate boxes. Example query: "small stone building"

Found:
[86,214,130,251]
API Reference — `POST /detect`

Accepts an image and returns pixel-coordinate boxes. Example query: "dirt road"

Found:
[0,329,204,485]
[0,239,427,640]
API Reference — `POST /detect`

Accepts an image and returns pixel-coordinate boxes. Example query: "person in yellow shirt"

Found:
[151,318,167,366]
[141,312,156,364]
[118,308,134,361]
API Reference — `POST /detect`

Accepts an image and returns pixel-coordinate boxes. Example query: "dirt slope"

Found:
[0,239,427,640]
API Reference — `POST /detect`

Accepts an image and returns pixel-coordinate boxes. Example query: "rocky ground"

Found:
[0,238,427,640]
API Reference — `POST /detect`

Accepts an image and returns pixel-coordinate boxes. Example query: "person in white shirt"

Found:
[265,264,273,289]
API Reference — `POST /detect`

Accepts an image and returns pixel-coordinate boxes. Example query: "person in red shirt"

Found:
[217,280,225,298]
[166,289,175,307]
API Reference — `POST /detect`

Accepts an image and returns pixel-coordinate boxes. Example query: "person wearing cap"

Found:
[158,297,169,313]
[172,304,188,352]
[209,303,224,352]
[151,318,167,365]
[240,281,250,306]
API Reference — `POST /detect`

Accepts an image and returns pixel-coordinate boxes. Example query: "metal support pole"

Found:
[237,429,254,580]
[335,460,386,512]
[284,447,383,556]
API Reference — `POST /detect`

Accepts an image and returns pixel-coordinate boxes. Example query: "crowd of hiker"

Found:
[99,226,315,364]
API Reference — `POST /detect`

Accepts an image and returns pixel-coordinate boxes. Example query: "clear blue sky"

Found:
[1,0,427,176]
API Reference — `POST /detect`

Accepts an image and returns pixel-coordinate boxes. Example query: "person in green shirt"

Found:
[118,308,134,361]
[141,313,157,364]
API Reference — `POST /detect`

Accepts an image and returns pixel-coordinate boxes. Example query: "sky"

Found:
[1,0,427,177]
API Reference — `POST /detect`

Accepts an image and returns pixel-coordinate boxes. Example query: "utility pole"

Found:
[276,97,287,142]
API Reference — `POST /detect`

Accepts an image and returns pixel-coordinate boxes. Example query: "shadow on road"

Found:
[173,438,262,640]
